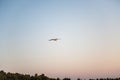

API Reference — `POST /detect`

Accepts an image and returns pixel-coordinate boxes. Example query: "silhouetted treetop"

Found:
[0,70,120,80]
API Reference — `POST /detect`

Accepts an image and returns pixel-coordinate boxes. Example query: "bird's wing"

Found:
[49,39,52,41]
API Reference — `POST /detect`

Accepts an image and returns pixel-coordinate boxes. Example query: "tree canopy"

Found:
[0,70,120,80]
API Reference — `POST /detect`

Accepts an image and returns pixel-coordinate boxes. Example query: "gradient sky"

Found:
[0,0,120,79]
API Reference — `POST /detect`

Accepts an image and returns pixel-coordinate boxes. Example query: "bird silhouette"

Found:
[49,38,60,41]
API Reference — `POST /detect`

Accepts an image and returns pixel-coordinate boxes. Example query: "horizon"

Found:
[0,70,120,80]
[0,0,120,79]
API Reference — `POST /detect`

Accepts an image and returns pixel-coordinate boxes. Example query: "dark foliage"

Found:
[0,70,49,80]
[0,70,120,80]
[63,78,71,80]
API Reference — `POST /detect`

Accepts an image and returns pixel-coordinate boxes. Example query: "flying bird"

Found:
[49,38,60,41]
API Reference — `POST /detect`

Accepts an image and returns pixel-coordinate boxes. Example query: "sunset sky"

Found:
[0,0,120,79]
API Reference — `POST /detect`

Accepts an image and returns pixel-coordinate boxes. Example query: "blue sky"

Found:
[0,0,120,79]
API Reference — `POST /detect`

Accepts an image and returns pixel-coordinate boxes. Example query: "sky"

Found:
[0,0,120,79]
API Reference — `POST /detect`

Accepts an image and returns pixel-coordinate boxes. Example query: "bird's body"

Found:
[49,38,60,41]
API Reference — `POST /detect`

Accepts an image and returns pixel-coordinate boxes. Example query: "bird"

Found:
[48,38,60,41]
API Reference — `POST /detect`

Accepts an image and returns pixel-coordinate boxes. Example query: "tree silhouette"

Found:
[0,70,7,80]
[77,78,81,80]
[0,70,120,80]
[63,78,71,80]
[57,77,60,80]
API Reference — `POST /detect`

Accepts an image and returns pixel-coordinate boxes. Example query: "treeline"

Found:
[89,78,120,80]
[0,70,120,80]
[0,70,55,80]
